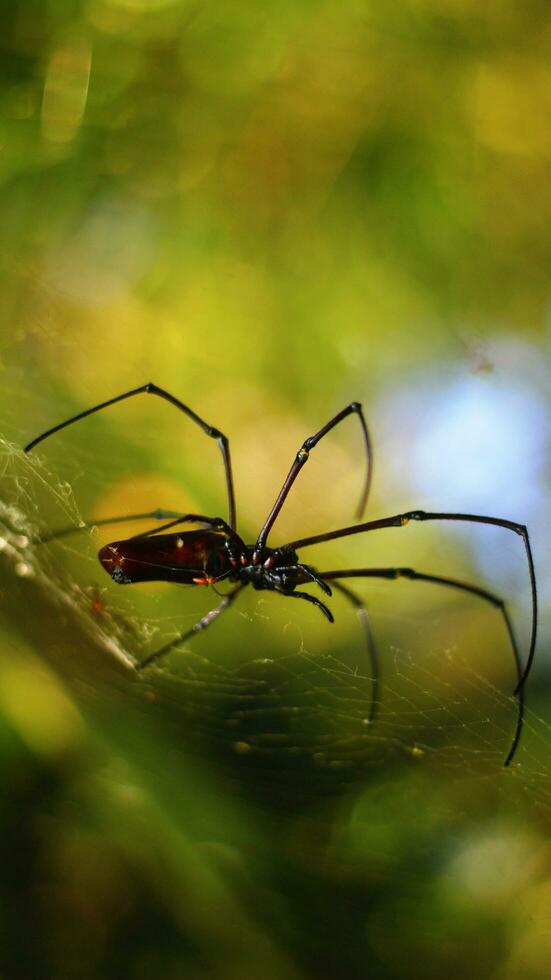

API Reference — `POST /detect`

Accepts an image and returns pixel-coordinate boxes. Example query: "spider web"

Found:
[1,431,550,813]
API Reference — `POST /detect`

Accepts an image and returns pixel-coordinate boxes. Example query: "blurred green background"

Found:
[1,1,551,978]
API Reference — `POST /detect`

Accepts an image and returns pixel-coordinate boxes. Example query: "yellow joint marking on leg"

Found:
[298,448,309,462]
[400,516,410,526]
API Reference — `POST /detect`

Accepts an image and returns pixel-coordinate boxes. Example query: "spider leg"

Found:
[330,580,379,724]
[281,589,334,623]
[36,511,245,558]
[130,513,242,547]
[280,510,537,698]
[24,383,237,529]
[136,585,243,670]
[35,509,192,544]
[320,566,525,766]
[255,402,372,554]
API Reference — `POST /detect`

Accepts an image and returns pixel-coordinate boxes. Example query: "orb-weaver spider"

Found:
[25,383,537,765]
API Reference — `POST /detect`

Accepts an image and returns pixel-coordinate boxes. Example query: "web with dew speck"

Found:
[1,431,550,808]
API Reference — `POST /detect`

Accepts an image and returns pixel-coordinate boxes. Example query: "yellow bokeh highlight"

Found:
[41,37,92,143]
[0,638,86,757]
[470,57,551,157]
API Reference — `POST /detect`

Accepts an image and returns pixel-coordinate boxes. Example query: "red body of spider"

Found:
[98,530,229,586]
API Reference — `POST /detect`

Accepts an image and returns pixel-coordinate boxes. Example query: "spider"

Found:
[25,383,538,765]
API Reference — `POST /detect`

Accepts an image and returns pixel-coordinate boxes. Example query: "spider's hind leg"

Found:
[35,509,185,545]
[137,586,243,670]
[320,565,525,766]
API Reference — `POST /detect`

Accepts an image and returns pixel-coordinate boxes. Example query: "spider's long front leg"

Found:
[137,585,243,670]
[24,383,237,529]
[280,510,537,698]
[254,402,373,555]
[318,566,526,766]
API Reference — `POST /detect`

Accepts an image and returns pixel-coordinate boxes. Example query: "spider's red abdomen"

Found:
[98,530,229,585]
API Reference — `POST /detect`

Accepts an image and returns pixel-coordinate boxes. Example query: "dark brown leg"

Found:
[36,509,194,544]
[330,580,379,724]
[24,383,237,529]
[37,511,245,558]
[130,513,242,547]
[320,566,525,766]
[255,402,373,554]
[137,586,243,670]
[280,509,537,697]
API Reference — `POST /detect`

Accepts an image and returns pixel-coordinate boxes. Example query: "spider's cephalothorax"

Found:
[232,545,333,619]
[233,545,301,589]
[25,382,538,765]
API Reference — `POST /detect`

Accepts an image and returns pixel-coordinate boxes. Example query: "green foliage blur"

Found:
[1,2,550,978]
